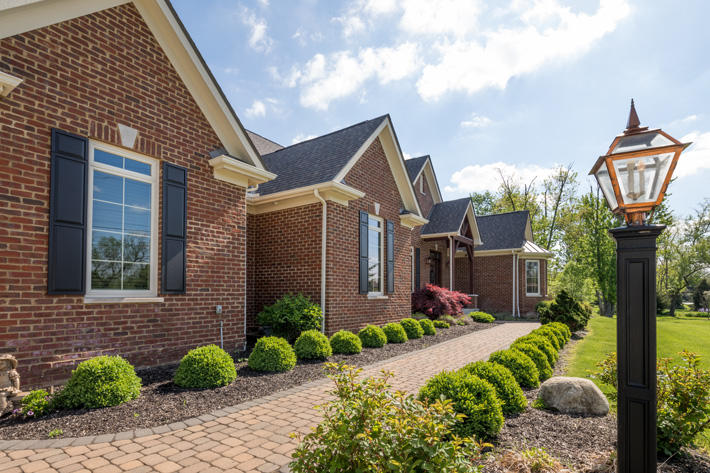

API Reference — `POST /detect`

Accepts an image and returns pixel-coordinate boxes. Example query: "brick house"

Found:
[0,0,276,387]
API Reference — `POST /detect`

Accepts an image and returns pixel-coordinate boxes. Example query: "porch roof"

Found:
[421,198,472,235]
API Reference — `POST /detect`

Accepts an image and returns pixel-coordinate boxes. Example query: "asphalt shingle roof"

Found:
[257,116,387,195]
[246,130,283,155]
[405,155,429,182]
[475,210,529,251]
[421,198,471,235]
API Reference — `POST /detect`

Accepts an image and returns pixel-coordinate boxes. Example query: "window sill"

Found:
[84,296,165,304]
[367,294,389,300]
[525,294,542,298]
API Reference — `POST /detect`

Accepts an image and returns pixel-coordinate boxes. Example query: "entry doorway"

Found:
[429,250,442,286]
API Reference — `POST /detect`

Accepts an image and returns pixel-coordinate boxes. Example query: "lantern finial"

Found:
[626,99,641,132]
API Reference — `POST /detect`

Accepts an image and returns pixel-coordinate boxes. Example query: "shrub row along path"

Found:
[0,321,538,473]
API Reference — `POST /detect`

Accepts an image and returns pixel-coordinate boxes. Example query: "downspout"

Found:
[314,189,327,334]
[515,252,521,318]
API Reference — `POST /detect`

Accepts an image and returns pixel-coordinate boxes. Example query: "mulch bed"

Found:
[0,321,492,440]
[483,332,710,473]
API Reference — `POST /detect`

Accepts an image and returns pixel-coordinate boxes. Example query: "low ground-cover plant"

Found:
[248,336,297,372]
[496,447,563,473]
[20,389,52,418]
[357,324,387,348]
[511,343,552,381]
[54,356,141,409]
[419,318,436,335]
[401,317,424,339]
[460,361,526,415]
[470,311,495,323]
[257,293,322,342]
[294,330,332,360]
[382,322,408,343]
[489,349,540,389]
[411,312,428,320]
[434,320,451,329]
[329,330,362,354]
[174,345,237,389]
[290,363,487,473]
[514,335,558,366]
[419,370,504,439]
[536,290,591,332]
[412,284,471,318]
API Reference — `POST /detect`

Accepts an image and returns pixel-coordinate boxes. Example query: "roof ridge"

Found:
[246,129,283,148]
[477,209,530,218]
[263,114,388,157]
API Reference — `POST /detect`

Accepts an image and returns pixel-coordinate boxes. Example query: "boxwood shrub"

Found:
[330,330,362,354]
[533,326,564,350]
[55,356,141,409]
[248,336,297,372]
[382,322,408,343]
[511,342,552,381]
[459,361,526,415]
[470,311,495,323]
[418,318,436,336]
[358,325,387,348]
[547,322,572,343]
[294,330,332,360]
[433,320,450,329]
[418,370,504,439]
[489,349,540,388]
[174,345,237,389]
[400,318,424,339]
[256,293,322,342]
[513,334,558,366]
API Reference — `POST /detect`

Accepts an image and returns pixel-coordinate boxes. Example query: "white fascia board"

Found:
[209,155,276,188]
[247,181,365,215]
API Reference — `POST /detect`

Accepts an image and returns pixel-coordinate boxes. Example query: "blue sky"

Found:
[173,0,710,217]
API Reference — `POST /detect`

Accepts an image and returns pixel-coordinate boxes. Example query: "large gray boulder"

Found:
[538,376,609,416]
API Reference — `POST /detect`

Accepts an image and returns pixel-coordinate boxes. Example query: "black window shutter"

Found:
[359,211,368,294]
[162,163,187,294]
[48,129,88,294]
[415,247,421,290]
[386,220,394,293]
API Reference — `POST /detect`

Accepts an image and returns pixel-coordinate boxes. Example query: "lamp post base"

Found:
[610,224,664,473]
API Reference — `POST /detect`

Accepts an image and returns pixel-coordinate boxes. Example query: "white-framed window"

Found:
[86,141,158,297]
[419,177,425,194]
[525,260,541,296]
[367,214,384,295]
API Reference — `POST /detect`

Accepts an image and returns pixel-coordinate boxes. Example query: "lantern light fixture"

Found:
[589,100,691,225]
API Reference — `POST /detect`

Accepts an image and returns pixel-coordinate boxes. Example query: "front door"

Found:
[429,251,442,286]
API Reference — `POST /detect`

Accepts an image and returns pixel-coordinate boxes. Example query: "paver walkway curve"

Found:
[1,321,538,473]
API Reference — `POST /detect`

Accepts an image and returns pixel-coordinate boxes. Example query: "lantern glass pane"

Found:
[594,165,618,210]
[612,132,673,154]
[611,152,674,205]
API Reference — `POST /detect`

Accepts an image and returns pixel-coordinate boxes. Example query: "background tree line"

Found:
[469,167,710,316]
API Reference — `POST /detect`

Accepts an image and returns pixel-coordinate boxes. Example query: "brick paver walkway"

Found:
[0,322,537,473]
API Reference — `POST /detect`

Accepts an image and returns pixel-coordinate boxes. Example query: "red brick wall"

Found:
[246,205,322,328]
[474,254,549,315]
[324,138,414,333]
[411,173,438,291]
[0,4,248,388]
[414,173,435,218]
[519,257,548,314]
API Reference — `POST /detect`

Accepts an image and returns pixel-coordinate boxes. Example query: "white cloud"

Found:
[674,131,710,179]
[399,0,483,37]
[242,8,273,52]
[292,133,318,144]
[460,113,492,128]
[245,100,266,118]
[444,161,558,194]
[287,43,421,110]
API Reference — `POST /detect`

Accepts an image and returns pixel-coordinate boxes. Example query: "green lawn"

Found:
[565,314,710,452]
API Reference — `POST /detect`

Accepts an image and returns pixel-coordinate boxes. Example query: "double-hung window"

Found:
[525,260,540,296]
[86,142,158,297]
[367,215,383,294]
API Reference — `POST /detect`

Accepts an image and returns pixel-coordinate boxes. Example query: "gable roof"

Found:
[475,211,531,251]
[405,155,443,204]
[0,0,265,170]
[257,116,386,195]
[247,130,283,155]
[421,198,472,235]
[405,155,429,182]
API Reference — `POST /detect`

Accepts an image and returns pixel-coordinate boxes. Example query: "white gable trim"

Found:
[0,0,267,171]
[462,202,483,245]
[333,116,423,217]
[412,158,443,204]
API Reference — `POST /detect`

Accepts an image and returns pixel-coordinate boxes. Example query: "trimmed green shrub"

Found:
[294,330,332,360]
[513,335,557,366]
[459,361,526,415]
[54,356,141,409]
[489,349,540,388]
[330,330,362,354]
[357,325,387,348]
[419,318,436,336]
[433,320,450,329]
[248,337,297,372]
[174,345,237,389]
[400,318,424,339]
[511,343,553,381]
[536,290,591,331]
[547,322,572,342]
[290,363,487,472]
[470,311,495,323]
[533,326,564,350]
[419,370,504,439]
[257,293,322,342]
[20,389,52,418]
[382,322,408,343]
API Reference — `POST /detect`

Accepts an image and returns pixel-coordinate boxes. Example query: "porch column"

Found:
[449,236,455,290]
[467,244,474,294]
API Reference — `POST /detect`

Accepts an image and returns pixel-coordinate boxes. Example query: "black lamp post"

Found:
[589,100,690,473]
